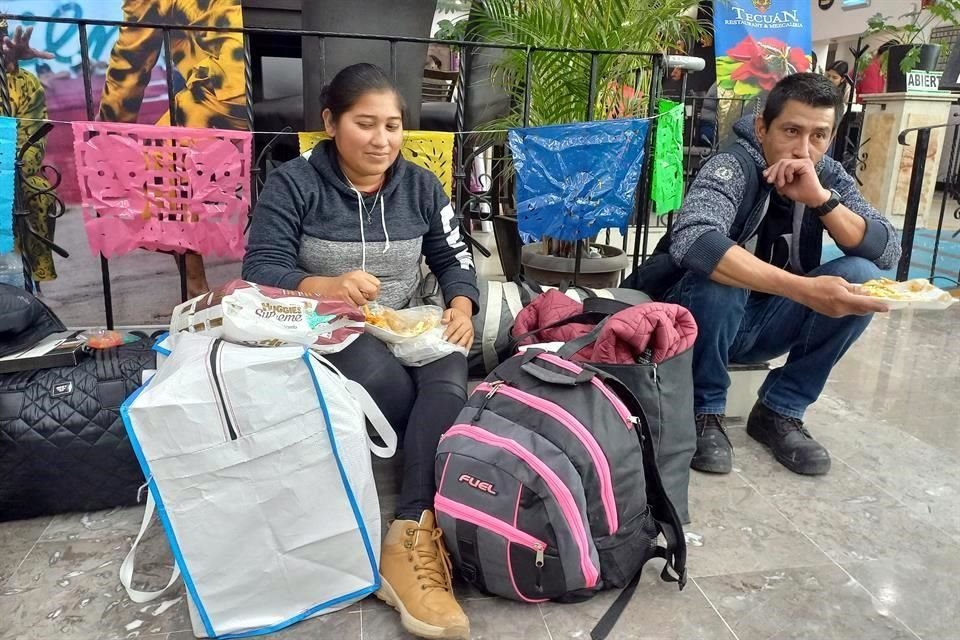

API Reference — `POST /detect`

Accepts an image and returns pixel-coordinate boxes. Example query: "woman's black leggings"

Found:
[324,333,468,521]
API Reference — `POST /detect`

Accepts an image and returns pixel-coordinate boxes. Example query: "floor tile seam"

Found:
[536,602,556,640]
[7,537,43,587]
[686,556,838,581]
[689,577,743,640]
[832,455,960,543]
[38,517,55,540]
[735,472,925,640]
[736,451,960,544]
[831,409,959,444]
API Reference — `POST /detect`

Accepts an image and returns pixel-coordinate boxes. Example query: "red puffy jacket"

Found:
[512,290,697,364]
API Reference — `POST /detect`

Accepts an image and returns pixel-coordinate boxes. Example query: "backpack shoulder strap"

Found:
[598,373,687,582]
[724,142,762,243]
[586,372,687,640]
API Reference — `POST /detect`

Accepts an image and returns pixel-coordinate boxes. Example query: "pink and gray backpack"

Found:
[435,347,687,639]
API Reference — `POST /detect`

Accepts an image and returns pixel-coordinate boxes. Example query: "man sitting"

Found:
[661,73,901,476]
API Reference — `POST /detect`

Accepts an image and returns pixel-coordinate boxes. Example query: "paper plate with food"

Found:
[858,278,957,310]
[362,303,443,343]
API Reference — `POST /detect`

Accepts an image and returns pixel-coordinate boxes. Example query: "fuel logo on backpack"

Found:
[458,473,497,495]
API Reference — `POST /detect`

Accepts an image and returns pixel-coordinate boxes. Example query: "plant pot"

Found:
[520,243,629,289]
[886,44,942,93]
[427,43,453,70]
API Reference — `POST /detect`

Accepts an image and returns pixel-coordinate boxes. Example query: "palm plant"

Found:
[467,0,706,263]
[469,0,706,129]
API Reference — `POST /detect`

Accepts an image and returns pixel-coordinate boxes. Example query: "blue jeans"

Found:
[665,257,881,419]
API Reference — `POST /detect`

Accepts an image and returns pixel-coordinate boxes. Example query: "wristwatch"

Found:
[812,189,841,217]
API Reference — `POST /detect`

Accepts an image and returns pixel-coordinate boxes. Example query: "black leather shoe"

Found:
[746,402,831,475]
[691,414,733,474]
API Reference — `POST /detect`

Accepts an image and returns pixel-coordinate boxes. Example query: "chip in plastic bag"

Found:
[363,303,467,366]
[170,279,364,353]
[363,303,440,343]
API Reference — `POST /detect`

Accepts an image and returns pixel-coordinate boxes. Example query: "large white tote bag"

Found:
[120,333,396,638]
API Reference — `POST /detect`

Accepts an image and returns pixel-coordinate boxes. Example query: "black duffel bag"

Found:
[0,329,158,521]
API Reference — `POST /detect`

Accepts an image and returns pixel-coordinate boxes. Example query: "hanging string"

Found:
[8,107,683,138]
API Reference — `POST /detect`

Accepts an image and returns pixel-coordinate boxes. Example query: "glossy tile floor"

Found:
[2,303,957,640]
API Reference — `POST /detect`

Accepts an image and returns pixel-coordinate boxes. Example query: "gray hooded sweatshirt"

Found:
[669,116,901,277]
[242,140,479,312]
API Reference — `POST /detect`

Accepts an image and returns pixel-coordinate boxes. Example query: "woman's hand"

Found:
[442,296,474,348]
[299,271,380,307]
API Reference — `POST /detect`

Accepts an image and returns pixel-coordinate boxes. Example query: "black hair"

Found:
[762,72,844,130]
[320,63,406,123]
[827,60,850,78]
[877,39,898,56]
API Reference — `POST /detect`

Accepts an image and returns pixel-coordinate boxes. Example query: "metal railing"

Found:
[897,117,960,286]
[2,13,677,326]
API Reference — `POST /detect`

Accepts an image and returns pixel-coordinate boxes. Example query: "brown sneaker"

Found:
[376,511,470,639]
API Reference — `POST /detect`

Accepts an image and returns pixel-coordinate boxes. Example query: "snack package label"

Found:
[171,280,365,353]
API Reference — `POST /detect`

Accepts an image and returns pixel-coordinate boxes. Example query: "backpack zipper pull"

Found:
[535,545,545,592]
[630,416,645,439]
[472,380,504,421]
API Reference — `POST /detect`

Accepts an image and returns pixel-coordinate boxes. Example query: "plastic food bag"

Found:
[80,329,139,349]
[363,303,441,343]
[170,279,364,353]
[363,303,467,367]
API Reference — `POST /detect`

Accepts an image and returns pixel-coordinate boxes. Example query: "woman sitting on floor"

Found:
[242,63,477,640]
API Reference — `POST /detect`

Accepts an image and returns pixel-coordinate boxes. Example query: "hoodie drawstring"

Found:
[380,196,390,253]
[353,189,367,273]
[347,183,388,274]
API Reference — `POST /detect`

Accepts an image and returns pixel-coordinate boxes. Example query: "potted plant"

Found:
[865,0,960,93]
[432,16,468,70]
[466,0,705,287]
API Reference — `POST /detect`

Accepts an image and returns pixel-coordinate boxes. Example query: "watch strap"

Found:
[812,188,841,216]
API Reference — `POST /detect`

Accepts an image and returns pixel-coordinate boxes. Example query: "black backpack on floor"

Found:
[437,346,686,640]
[509,297,697,524]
